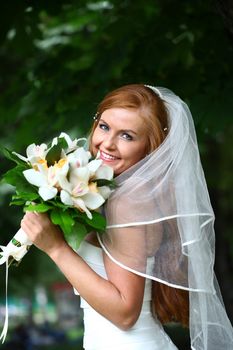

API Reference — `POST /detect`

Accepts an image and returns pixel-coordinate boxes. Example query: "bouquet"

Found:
[0,132,115,266]
[0,132,115,342]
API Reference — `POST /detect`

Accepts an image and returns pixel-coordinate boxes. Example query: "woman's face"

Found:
[91,108,148,176]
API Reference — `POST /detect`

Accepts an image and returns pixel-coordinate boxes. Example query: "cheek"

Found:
[89,135,97,155]
[90,129,100,148]
[90,130,105,157]
[130,152,144,165]
[125,145,147,165]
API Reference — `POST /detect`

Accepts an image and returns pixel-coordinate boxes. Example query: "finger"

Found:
[23,212,42,228]
[24,211,36,221]
[25,211,42,220]
[30,201,39,216]
[21,217,33,233]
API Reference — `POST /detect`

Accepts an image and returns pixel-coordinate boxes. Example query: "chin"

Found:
[113,168,122,176]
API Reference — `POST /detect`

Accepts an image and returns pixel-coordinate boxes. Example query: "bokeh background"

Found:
[0,1,232,349]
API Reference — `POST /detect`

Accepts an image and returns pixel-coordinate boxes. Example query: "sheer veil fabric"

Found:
[97,86,233,349]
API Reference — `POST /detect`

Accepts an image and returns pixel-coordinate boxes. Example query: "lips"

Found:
[100,150,119,161]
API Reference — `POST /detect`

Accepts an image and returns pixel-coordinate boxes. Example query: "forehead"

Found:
[101,108,145,130]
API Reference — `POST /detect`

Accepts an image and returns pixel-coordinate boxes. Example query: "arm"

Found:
[21,212,145,330]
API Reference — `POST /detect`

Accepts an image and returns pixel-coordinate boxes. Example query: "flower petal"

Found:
[72,181,89,197]
[12,152,28,162]
[98,186,112,199]
[70,148,91,167]
[26,143,47,159]
[51,136,58,147]
[47,166,58,187]
[87,159,102,175]
[76,138,87,145]
[81,192,105,210]
[36,160,48,175]
[23,169,46,187]
[25,143,36,157]
[73,198,92,219]
[60,190,73,206]
[39,186,57,201]
[70,167,90,185]
[58,175,72,192]
[95,164,114,180]
[58,159,69,175]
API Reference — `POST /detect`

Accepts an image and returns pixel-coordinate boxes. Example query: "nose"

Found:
[102,133,116,150]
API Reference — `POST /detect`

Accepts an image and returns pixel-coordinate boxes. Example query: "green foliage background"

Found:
[0,0,232,324]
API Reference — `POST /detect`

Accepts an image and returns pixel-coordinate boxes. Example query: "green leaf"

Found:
[10,200,26,206]
[24,203,52,213]
[70,209,106,231]
[84,211,106,231]
[0,146,27,165]
[75,223,87,248]
[46,137,68,166]
[58,136,69,149]
[2,165,36,194]
[95,178,116,189]
[10,191,39,207]
[50,208,75,235]
[46,144,62,166]
[47,200,70,210]
[3,165,27,185]
[69,222,87,249]
[13,192,39,201]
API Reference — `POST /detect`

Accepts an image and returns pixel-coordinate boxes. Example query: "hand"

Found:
[21,211,66,256]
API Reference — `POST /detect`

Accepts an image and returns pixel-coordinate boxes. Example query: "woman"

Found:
[21,84,233,350]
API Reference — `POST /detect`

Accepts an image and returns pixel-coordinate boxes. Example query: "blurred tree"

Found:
[0,0,232,322]
[215,0,233,37]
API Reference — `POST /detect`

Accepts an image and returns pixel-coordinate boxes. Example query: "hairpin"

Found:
[163,127,168,131]
[93,112,99,121]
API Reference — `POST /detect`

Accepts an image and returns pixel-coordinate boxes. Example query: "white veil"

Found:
[97,86,233,349]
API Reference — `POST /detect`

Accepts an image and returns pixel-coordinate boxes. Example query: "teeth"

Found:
[101,151,117,160]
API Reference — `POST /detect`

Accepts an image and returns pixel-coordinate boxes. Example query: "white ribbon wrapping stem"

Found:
[0,228,32,343]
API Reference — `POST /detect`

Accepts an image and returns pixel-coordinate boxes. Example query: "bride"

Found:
[21,84,233,350]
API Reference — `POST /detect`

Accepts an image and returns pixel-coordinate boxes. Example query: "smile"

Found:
[100,151,119,161]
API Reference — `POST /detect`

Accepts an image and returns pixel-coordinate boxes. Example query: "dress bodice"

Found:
[74,240,177,350]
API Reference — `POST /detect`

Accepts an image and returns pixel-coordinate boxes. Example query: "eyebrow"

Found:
[99,118,139,136]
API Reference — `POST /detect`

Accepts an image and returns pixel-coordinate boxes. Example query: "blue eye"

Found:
[99,123,109,131]
[122,133,133,141]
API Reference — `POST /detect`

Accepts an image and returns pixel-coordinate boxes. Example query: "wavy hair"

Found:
[89,84,189,327]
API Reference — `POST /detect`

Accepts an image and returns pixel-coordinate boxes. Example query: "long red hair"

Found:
[90,84,189,327]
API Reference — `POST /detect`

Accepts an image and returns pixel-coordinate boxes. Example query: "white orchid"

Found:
[67,147,92,168]
[21,143,114,210]
[52,132,86,153]
[12,133,86,166]
[89,150,114,180]
[59,150,114,219]
[60,165,105,219]
[94,163,114,181]
[10,131,114,211]
[13,143,48,165]
[23,158,69,201]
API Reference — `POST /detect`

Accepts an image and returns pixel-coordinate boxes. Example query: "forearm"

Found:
[48,242,138,329]
[20,212,144,329]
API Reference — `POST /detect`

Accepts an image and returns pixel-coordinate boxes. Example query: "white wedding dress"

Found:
[74,240,178,350]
